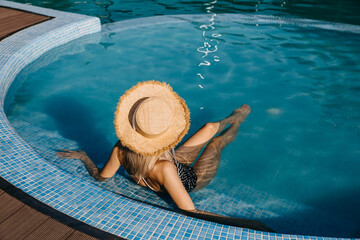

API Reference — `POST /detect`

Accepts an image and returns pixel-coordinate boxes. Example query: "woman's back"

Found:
[121,148,170,192]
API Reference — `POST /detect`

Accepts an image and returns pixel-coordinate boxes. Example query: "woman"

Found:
[57,81,273,232]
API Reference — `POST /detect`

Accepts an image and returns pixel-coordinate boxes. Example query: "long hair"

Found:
[125,149,173,179]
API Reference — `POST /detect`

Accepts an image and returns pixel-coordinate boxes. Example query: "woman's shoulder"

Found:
[155,159,176,172]
[149,160,176,183]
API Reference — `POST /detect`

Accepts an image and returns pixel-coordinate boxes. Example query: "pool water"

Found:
[10,0,360,25]
[5,15,360,237]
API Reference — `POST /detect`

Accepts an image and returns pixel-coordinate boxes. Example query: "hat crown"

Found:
[115,80,190,156]
[135,97,174,137]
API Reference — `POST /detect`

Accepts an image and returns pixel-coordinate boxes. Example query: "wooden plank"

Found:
[0,204,48,239]
[0,186,115,239]
[24,217,75,240]
[0,7,50,40]
[66,230,100,240]
[0,192,24,223]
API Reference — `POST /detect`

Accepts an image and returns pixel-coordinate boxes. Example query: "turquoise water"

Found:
[5,16,360,237]
[10,0,360,25]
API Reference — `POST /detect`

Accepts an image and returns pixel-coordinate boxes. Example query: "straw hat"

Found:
[114,80,190,156]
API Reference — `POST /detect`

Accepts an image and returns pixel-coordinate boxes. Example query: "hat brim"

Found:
[114,80,190,156]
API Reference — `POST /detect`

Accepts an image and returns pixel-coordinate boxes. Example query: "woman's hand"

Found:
[57,149,105,181]
[181,209,275,232]
[57,149,88,160]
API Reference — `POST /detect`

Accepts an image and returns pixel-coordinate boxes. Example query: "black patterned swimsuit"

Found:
[173,157,197,192]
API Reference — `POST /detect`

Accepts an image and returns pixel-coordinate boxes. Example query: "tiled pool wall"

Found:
[0,1,357,239]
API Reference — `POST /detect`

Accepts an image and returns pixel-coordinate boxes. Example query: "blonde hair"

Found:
[125,149,173,179]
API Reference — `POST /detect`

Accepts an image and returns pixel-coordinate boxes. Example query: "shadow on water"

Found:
[254,187,360,237]
[265,209,358,238]
[44,95,113,164]
[305,187,360,236]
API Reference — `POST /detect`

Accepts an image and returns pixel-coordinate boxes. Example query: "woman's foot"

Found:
[232,104,251,123]
[216,104,251,134]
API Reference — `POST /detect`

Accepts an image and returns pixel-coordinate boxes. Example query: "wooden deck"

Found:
[0,188,100,240]
[0,6,51,40]
[0,176,124,240]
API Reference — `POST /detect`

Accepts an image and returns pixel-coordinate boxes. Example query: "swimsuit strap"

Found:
[138,177,156,191]
[171,147,177,162]
[171,147,181,175]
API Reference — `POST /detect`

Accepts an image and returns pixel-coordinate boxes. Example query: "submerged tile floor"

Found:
[0,1,358,239]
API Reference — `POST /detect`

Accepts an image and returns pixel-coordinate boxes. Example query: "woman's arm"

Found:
[156,161,195,211]
[57,141,124,181]
[99,140,124,178]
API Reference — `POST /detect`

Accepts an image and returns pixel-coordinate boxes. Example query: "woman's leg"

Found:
[193,104,250,190]
[176,104,250,165]
[175,123,219,165]
[175,116,235,165]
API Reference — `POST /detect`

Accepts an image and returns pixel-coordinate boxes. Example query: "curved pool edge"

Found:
[0,2,353,239]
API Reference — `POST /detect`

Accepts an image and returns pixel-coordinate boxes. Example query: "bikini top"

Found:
[138,148,197,192]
